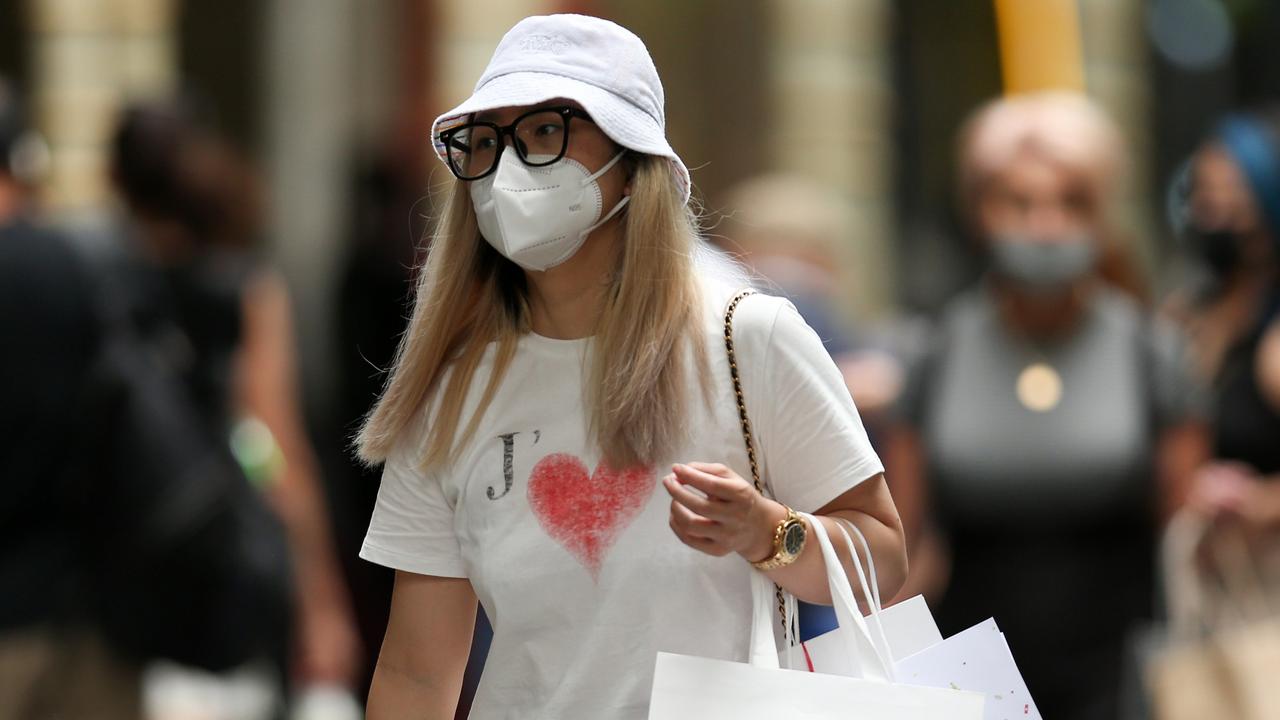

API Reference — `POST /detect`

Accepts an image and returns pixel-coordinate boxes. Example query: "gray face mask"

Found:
[990,234,1098,291]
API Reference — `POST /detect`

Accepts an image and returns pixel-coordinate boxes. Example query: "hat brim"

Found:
[432,72,690,204]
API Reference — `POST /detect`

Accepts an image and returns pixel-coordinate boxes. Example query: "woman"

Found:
[357,14,904,719]
[1168,110,1280,528]
[110,102,362,693]
[885,92,1209,720]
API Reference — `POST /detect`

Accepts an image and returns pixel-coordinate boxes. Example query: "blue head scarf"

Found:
[1216,114,1280,244]
[1215,113,1280,325]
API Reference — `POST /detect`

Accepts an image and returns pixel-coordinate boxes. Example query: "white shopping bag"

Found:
[785,520,1041,720]
[649,515,984,720]
[1146,513,1280,720]
[791,595,943,673]
[895,618,1041,720]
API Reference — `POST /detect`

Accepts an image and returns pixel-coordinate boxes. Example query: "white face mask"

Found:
[470,150,630,272]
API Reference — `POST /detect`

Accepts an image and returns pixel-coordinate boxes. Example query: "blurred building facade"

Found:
[1,0,1278,409]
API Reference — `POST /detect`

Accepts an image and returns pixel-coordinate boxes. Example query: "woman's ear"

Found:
[621,150,636,196]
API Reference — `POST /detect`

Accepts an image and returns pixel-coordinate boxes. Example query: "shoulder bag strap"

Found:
[723,288,792,638]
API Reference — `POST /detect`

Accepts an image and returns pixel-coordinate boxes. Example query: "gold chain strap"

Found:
[723,289,789,635]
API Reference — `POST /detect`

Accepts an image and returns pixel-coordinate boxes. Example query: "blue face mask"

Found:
[990,234,1098,291]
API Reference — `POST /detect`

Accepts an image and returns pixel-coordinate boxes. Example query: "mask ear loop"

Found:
[579,149,632,238]
[583,148,628,185]
[585,195,630,233]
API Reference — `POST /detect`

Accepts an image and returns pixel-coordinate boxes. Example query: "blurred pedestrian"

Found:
[326,151,417,704]
[108,101,362,697]
[885,91,1210,720]
[721,173,857,355]
[0,77,148,720]
[721,174,905,426]
[1166,109,1280,531]
[357,14,902,719]
[0,83,288,720]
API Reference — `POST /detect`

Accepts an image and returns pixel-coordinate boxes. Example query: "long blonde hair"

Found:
[355,154,711,471]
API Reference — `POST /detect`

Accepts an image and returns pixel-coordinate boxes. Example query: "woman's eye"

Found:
[475,137,497,151]
[535,123,562,137]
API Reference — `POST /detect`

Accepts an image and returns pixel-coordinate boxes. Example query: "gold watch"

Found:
[751,506,807,571]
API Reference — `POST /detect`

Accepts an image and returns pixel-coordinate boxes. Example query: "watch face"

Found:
[783,522,806,556]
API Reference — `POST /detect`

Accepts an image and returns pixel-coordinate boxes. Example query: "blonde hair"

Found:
[957,91,1127,220]
[355,154,710,471]
[956,91,1149,300]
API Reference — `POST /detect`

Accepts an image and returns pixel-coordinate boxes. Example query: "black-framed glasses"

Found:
[439,106,593,181]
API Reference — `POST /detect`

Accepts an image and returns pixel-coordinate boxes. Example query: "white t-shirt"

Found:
[360,281,883,719]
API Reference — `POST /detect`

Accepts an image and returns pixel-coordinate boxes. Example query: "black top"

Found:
[125,246,255,435]
[1213,310,1280,475]
[0,221,256,627]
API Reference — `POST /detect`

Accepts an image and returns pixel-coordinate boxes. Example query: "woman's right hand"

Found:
[366,571,477,720]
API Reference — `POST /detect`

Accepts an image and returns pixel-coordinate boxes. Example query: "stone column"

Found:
[1078,0,1155,271]
[27,0,175,220]
[765,0,894,318]
[435,0,555,128]
[259,0,356,412]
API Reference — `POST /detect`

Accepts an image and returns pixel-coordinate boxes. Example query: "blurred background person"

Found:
[1166,108,1280,530]
[329,149,420,703]
[884,91,1210,720]
[720,174,906,433]
[106,100,362,708]
[720,173,858,355]
[0,76,149,720]
[1,80,291,720]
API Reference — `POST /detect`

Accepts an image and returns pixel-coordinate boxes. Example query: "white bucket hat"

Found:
[431,14,691,205]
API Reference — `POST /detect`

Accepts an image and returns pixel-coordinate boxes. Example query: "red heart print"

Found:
[527,453,654,579]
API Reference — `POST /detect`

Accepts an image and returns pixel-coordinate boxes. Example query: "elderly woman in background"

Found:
[885,92,1209,720]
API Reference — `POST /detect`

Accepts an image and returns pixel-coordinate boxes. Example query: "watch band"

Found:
[751,506,804,571]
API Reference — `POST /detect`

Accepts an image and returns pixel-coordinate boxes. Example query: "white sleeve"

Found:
[359,437,468,578]
[746,298,884,512]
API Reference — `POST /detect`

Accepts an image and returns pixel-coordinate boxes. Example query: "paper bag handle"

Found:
[804,512,895,682]
[748,513,895,681]
[831,518,895,671]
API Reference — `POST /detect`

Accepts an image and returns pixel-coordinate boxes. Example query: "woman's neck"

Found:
[523,220,621,340]
[992,278,1090,342]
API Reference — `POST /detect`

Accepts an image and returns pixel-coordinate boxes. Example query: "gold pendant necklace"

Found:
[1016,361,1063,412]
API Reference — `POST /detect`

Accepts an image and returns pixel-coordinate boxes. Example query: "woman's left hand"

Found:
[663,462,785,561]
